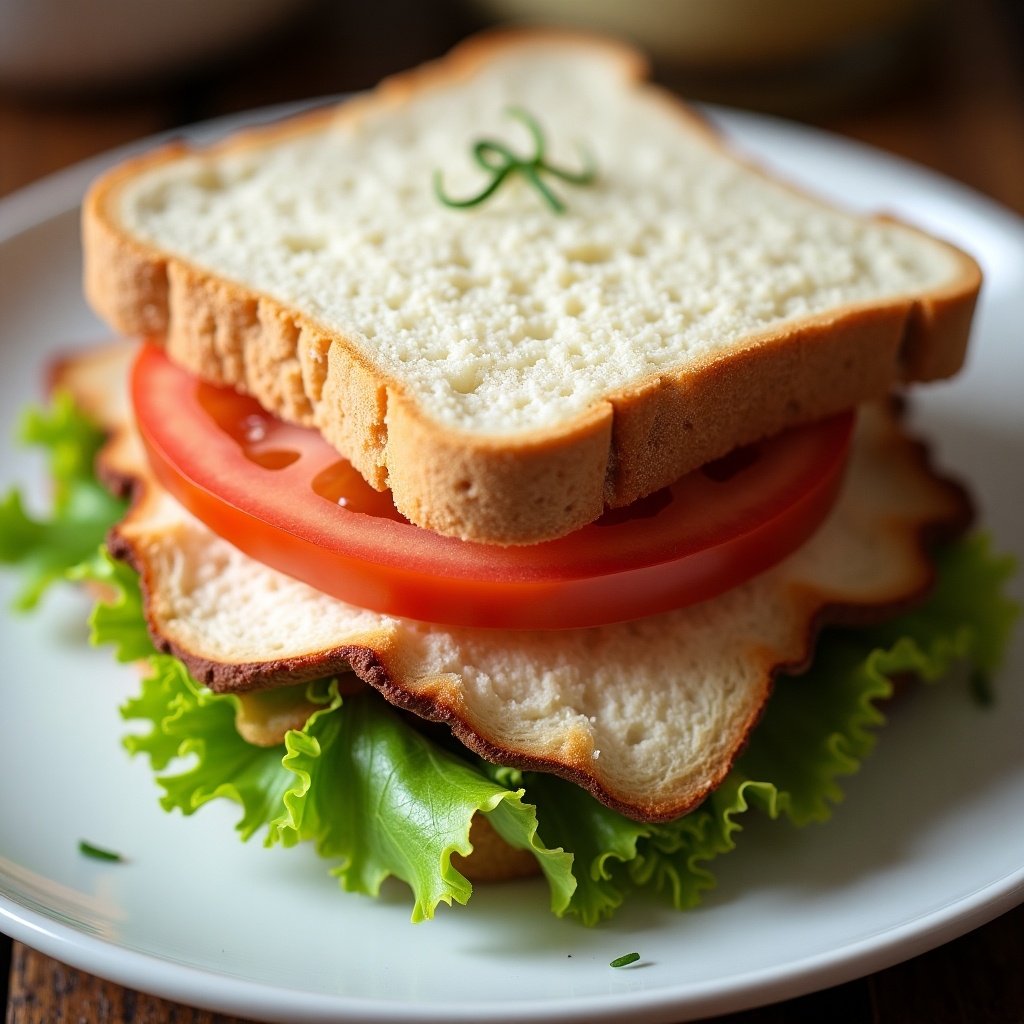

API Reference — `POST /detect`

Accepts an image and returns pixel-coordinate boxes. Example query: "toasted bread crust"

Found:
[82,30,981,545]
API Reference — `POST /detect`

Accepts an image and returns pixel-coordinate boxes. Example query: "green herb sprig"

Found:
[610,952,641,968]
[78,840,125,863]
[433,107,595,214]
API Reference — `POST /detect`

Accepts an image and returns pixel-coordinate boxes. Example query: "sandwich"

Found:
[1,31,1017,924]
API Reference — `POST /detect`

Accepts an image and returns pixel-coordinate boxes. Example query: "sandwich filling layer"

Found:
[60,343,972,822]
[3,344,1016,922]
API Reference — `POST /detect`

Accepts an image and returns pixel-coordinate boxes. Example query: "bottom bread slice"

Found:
[58,343,970,822]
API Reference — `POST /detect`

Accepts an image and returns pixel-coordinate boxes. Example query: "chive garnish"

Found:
[78,840,125,863]
[610,952,640,968]
[434,107,595,214]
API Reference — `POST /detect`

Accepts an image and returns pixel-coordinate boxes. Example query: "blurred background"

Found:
[0,0,1022,212]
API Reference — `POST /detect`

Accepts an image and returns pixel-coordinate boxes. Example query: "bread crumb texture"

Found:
[117,47,958,439]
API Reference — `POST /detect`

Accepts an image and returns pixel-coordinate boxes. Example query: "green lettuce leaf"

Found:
[71,546,155,662]
[123,657,299,840]
[0,395,126,609]
[864,534,1019,703]
[626,777,785,912]
[120,655,576,921]
[520,773,650,925]
[268,688,575,922]
[741,533,1019,826]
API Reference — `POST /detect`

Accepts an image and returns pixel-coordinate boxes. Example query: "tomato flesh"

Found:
[131,342,854,629]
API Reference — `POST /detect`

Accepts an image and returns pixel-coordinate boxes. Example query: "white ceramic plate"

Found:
[0,106,1022,1024]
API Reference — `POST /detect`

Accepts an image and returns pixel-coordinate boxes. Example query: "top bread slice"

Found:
[83,30,981,545]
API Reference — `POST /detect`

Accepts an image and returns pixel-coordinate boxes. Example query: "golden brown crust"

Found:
[82,29,981,546]
[898,259,982,381]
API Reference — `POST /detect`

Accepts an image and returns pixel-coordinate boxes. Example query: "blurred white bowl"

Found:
[0,0,311,92]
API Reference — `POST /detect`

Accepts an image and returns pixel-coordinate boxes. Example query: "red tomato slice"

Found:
[131,342,853,630]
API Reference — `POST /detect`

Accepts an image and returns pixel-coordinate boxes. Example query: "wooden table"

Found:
[2,0,1022,1020]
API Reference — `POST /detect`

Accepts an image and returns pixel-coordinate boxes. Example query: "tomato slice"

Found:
[131,342,853,630]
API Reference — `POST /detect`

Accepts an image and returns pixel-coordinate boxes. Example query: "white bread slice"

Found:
[82,31,980,546]
[59,342,970,822]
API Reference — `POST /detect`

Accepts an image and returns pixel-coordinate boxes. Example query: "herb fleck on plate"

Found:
[610,952,640,968]
[78,840,125,863]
